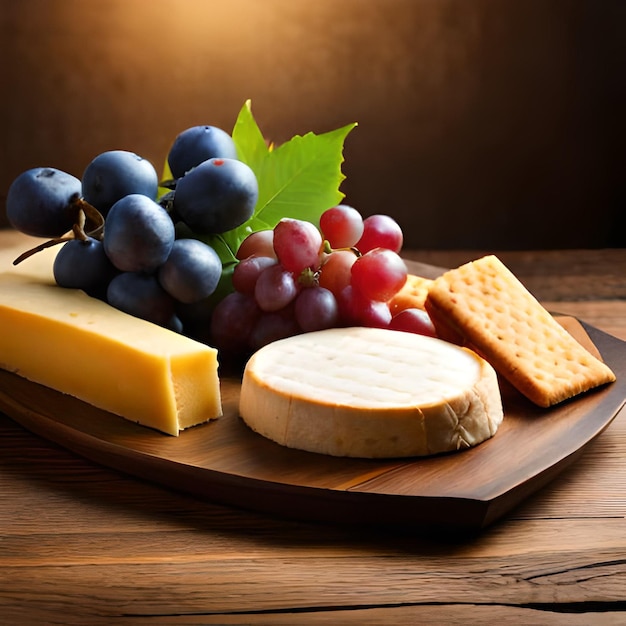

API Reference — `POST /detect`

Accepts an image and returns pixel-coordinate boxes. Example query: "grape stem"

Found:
[322,239,361,257]
[12,235,74,265]
[159,178,177,191]
[297,267,318,288]
[12,198,105,265]
[76,197,105,240]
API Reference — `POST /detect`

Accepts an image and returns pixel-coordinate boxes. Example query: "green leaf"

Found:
[231,99,270,168]
[226,100,357,256]
[157,160,174,200]
[250,124,356,227]
[201,233,239,266]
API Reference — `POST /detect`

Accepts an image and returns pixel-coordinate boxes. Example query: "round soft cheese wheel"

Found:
[239,327,504,458]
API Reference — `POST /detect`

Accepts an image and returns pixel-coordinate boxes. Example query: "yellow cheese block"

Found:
[0,271,222,435]
[240,327,504,458]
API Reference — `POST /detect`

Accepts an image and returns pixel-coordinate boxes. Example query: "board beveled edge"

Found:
[0,385,491,530]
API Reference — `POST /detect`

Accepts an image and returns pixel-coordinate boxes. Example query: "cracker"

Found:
[424,255,616,407]
[388,274,434,314]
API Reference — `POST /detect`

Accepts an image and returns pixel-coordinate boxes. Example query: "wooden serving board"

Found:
[0,313,624,531]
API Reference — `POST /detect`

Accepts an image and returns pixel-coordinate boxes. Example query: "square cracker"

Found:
[424,255,616,407]
[388,274,434,314]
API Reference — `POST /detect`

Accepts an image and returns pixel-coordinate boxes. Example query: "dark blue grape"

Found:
[103,194,175,273]
[107,272,176,328]
[167,125,237,180]
[173,158,258,234]
[157,238,222,304]
[168,314,184,334]
[6,167,81,237]
[174,262,236,340]
[53,237,117,295]
[82,150,158,216]
[175,297,214,342]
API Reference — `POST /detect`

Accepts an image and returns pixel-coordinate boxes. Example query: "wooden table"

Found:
[1,230,625,625]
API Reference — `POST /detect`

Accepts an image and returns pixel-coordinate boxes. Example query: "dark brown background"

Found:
[1,0,624,249]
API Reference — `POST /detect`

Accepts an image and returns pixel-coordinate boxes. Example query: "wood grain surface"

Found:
[0,231,625,624]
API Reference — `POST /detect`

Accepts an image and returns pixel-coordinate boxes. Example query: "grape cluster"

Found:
[209,206,435,356]
[6,125,257,330]
[7,124,435,356]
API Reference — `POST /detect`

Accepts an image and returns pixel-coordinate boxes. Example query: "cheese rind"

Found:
[0,272,222,435]
[239,327,504,458]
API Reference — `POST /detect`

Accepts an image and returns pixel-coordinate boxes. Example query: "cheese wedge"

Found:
[239,327,503,458]
[0,271,222,435]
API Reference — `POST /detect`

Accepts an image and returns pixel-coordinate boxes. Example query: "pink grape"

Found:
[389,308,437,337]
[254,263,299,312]
[236,230,276,260]
[273,218,323,274]
[319,205,364,248]
[294,286,339,332]
[318,249,357,297]
[232,255,277,295]
[351,248,408,302]
[356,214,403,254]
[210,291,261,353]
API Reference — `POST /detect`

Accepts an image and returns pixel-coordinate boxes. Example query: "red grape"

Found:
[319,204,364,248]
[337,285,392,328]
[294,286,339,332]
[254,263,299,312]
[350,248,407,302]
[389,308,437,337]
[232,255,277,295]
[318,249,357,297]
[250,307,301,350]
[210,291,261,353]
[273,218,323,274]
[236,230,276,260]
[356,214,403,254]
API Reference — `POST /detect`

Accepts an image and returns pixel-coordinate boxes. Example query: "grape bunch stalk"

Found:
[209,206,436,356]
